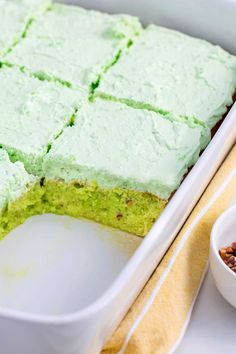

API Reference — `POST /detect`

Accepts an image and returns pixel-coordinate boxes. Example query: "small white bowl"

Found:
[210,204,236,308]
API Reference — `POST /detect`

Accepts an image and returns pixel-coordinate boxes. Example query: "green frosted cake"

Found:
[0,149,43,240]
[98,25,236,130]
[0,150,36,211]
[44,99,203,199]
[0,2,235,239]
[4,3,142,90]
[0,0,51,56]
[0,66,86,175]
[42,99,203,235]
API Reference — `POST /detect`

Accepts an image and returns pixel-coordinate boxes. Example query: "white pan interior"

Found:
[0,214,141,315]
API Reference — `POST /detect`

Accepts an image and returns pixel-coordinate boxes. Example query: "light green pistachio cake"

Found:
[0,3,235,239]
[0,66,86,175]
[42,99,203,235]
[0,0,51,56]
[0,149,44,240]
[98,25,236,130]
[4,3,142,90]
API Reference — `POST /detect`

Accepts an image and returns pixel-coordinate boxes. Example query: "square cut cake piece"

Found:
[4,3,142,90]
[0,150,36,212]
[0,149,43,240]
[98,25,236,131]
[0,0,51,56]
[0,66,86,175]
[43,99,203,236]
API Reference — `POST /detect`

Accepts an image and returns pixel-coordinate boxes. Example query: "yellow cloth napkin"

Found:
[102,144,236,354]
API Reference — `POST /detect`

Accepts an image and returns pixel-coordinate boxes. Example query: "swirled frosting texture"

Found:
[0,67,86,175]
[0,0,51,56]
[5,3,142,89]
[98,25,236,129]
[43,99,202,199]
[0,150,36,210]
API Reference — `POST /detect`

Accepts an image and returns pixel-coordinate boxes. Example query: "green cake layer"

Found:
[0,66,86,175]
[98,25,236,130]
[0,0,51,56]
[0,149,36,210]
[43,99,203,200]
[0,149,43,240]
[42,180,166,237]
[4,3,142,90]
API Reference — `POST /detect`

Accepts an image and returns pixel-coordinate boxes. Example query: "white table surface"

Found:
[176,269,236,354]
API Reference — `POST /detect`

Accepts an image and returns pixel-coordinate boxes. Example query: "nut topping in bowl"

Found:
[219,242,236,273]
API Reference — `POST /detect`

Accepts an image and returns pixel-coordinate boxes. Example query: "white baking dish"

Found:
[0,1,236,353]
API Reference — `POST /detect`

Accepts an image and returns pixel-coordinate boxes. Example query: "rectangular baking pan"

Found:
[0,1,235,353]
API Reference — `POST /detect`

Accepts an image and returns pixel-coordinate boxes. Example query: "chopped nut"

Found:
[116,213,123,220]
[227,257,236,268]
[126,199,133,207]
[219,242,236,274]
[74,182,83,189]
[232,242,236,250]
[219,248,227,259]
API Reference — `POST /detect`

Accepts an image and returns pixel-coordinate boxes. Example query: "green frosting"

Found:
[0,149,36,210]
[0,66,86,175]
[98,25,236,129]
[43,99,203,200]
[0,0,51,56]
[5,3,142,89]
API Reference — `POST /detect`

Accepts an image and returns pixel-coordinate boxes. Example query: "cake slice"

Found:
[0,149,43,240]
[43,99,203,236]
[4,3,142,90]
[98,25,236,131]
[0,66,86,175]
[0,0,51,56]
